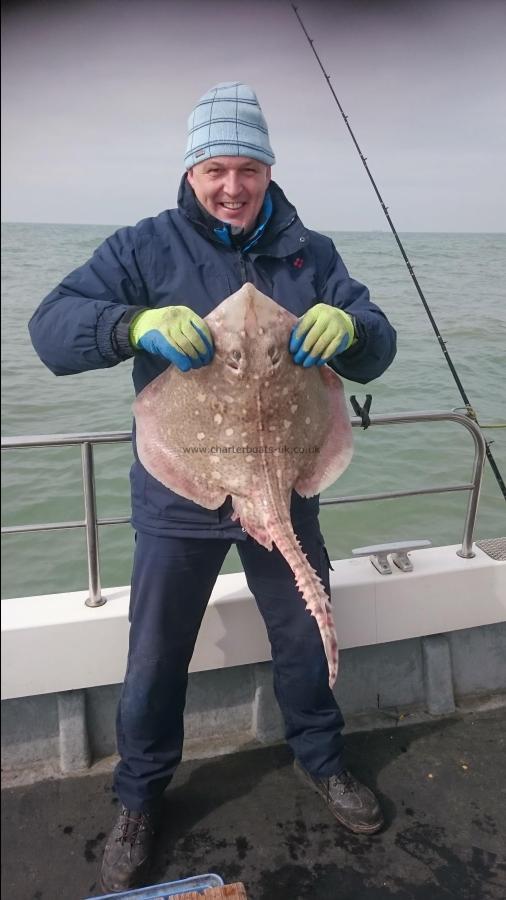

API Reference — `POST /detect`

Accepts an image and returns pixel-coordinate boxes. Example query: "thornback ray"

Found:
[133,283,353,687]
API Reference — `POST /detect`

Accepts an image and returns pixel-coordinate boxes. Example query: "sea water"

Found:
[1,223,505,599]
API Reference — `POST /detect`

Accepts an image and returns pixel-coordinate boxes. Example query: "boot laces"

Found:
[117,809,153,846]
[327,770,354,801]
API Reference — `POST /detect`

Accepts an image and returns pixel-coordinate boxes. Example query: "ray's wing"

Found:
[133,367,229,509]
[293,366,353,497]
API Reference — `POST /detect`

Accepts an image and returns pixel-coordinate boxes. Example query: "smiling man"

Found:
[187,156,271,233]
[29,82,396,893]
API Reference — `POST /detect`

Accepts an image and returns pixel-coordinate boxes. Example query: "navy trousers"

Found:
[114,525,346,811]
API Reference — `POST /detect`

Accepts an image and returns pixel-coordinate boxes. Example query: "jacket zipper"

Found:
[239,252,248,284]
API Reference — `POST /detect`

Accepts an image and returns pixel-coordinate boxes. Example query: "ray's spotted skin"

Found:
[134,284,353,686]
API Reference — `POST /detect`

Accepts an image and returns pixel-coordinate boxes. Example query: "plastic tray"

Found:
[86,872,224,899]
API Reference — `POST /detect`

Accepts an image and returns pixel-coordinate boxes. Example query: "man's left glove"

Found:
[130,306,214,372]
[289,303,357,367]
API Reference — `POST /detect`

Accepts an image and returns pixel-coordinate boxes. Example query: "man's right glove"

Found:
[130,306,214,372]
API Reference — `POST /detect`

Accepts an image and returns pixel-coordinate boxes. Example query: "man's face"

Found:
[187,156,271,233]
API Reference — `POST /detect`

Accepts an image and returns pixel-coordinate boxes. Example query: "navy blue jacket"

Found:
[29,178,396,538]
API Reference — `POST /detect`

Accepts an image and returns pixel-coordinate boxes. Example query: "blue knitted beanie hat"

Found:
[185,82,276,170]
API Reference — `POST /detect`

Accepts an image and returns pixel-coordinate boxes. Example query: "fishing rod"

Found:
[291,3,506,502]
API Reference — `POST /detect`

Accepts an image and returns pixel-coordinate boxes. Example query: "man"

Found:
[29,82,396,893]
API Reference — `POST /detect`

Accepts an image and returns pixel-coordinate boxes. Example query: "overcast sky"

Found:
[2,0,505,231]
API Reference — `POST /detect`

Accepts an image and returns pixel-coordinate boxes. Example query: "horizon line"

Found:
[2,220,506,236]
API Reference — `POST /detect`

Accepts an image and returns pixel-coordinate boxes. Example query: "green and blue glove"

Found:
[289,303,357,367]
[130,306,214,372]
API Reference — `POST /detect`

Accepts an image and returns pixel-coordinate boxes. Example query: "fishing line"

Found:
[291,3,506,502]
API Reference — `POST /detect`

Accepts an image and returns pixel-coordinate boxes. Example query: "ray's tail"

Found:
[269,519,339,688]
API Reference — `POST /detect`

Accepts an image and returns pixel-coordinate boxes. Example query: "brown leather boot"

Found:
[294,760,384,834]
[99,806,157,893]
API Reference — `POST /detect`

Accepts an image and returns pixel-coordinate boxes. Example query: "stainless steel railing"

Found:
[1,410,486,607]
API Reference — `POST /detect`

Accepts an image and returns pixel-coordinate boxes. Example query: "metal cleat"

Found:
[352,540,432,575]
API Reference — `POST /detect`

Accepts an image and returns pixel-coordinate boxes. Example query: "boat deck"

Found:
[2,704,505,900]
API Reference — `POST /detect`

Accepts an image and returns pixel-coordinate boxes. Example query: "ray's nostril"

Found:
[227,350,241,371]
[268,346,281,364]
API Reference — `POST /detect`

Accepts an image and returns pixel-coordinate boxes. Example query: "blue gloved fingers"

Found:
[289,323,307,355]
[173,325,201,359]
[179,319,211,355]
[290,327,322,367]
[138,328,213,372]
[171,321,213,370]
[138,330,193,370]
[302,353,322,368]
[289,304,322,353]
[177,320,214,368]
[289,324,318,365]
[317,331,351,361]
[333,332,352,356]
[171,351,193,372]
[190,322,214,364]
[314,335,349,367]
[292,344,309,365]
[291,343,321,367]
[301,333,349,368]
[293,327,328,367]
[162,338,195,371]
[169,331,207,371]
[294,329,347,367]
[295,348,316,366]
[290,305,354,367]
[301,318,330,354]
